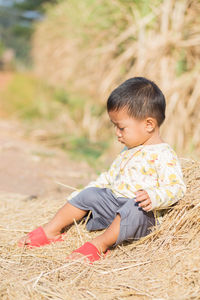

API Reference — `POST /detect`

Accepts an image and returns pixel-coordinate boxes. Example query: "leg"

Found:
[43,202,87,238]
[90,197,155,252]
[91,214,121,253]
[19,203,87,245]
[19,187,113,247]
[115,198,155,245]
[68,214,121,261]
[45,187,112,238]
[70,198,155,261]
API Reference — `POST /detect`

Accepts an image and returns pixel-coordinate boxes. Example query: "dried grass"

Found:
[0,158,200,299]
[32,0,200,157]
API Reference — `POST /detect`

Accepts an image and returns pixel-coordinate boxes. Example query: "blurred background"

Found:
[0,0,199,171]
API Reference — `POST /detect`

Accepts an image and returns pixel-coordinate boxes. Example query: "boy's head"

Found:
[107,77,166,148]
[107,77,165,126]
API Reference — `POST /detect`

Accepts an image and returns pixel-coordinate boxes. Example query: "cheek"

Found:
[123,129,132,139]
[125,127,141,139]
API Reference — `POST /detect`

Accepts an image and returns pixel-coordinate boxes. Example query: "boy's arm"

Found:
[67,152,122,200]
[67,171,110,200]
[136,151,186,211]
[84,171,110,189]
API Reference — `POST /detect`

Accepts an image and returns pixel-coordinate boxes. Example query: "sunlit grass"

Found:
[0,72,111,168]
[32,0,200,159]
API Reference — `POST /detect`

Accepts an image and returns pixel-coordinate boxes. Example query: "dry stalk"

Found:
[32,0,200,157]
[54,181,78,191]
[0,159,200,299]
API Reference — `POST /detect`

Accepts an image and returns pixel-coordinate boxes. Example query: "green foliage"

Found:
[0,72,110,167]
[1,73,60,120]
[62,136,109,168]
[12,24,33,39]
[1,72,106,124]
[0,40,5,57]
[58,93,85,117]
[54,0,162,34]
[0,0,58,64]
[53,88,68,105]
[176,50,187,76]
[0,6,30,63]
[13,0,57,12]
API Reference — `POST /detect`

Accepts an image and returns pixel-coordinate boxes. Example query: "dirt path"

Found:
[0,72,13,90]
[0,119,95,199]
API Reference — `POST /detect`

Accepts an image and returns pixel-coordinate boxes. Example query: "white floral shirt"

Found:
[68,143,186,224]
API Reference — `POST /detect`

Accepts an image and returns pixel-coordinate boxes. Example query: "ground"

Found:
[0,119,95,199]
[0,118,200,300]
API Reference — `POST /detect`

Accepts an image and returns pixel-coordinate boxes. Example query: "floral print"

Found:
[68,143,186,224]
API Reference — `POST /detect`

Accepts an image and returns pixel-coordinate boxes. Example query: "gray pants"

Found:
[68,187,155,245]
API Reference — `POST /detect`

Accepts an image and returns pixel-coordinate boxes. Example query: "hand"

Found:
[135,190,152,212]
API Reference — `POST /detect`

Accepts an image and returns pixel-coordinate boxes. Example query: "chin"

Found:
[126,143,138,149]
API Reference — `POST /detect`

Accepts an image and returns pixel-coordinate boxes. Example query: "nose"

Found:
[115,127,122,137]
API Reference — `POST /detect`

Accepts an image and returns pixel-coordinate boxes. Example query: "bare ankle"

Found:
[43,223,61,238]
[91,239,108,253]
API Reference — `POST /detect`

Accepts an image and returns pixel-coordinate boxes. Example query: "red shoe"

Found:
[18,226,64,248]
[70,242,108,263]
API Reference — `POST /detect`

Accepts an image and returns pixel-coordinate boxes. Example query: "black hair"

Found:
[107,77,166,126]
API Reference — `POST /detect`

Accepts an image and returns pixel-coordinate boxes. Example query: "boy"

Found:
[19,77,186,262]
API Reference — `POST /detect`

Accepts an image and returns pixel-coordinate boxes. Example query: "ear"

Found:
[145,118,157,133]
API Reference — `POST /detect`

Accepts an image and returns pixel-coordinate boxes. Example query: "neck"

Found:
[143,128,163,145]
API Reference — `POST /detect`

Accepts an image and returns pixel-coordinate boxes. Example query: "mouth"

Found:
[118,138,124,144]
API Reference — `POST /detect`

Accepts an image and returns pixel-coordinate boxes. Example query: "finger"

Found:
[141,204,152,212]
[135,190,148,198]
[136,193,148,202]
[135,189,146,195]
[138,199,151,208]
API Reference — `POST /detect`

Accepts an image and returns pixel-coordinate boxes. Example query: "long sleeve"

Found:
[67,170,110,200]
[144,150,186,210]
[85,171,110,189]
[67,144,186,208]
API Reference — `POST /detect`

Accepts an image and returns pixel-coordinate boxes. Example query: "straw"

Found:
[0,158,200,299]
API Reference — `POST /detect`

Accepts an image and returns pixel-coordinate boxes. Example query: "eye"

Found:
[112,124,125,131]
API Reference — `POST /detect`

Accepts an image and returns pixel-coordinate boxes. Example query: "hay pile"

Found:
[0,158,200,300]
[32,0,200,155]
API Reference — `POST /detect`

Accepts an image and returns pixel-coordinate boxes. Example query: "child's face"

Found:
[108,108,153,149]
